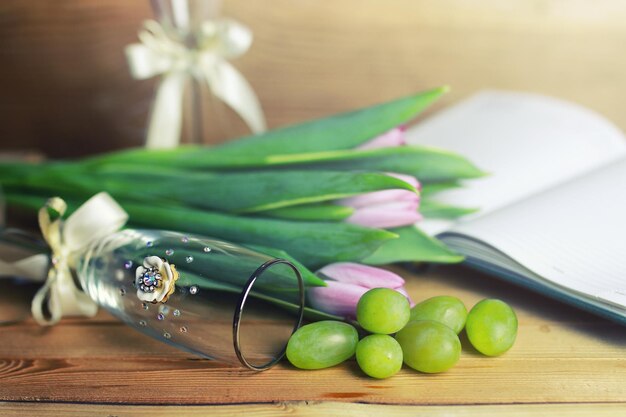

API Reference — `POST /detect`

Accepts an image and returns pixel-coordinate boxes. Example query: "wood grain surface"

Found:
[1,0,626,156]
[1,402,626,417]
[1,1,626,415]
[1,265,625,412]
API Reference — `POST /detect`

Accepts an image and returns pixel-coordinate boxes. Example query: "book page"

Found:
[443,157,626,309]
[406,91,626,234]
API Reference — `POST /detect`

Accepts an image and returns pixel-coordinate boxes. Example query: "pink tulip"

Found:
[345,200,423,229]
[340,173,421,208]
[388,172,421,191]
[339,187,417,208]
[338,172,422,229]
[341,127,421,229]
[339,126,421,229]
[308,262,414,318]
[357,127,407,150]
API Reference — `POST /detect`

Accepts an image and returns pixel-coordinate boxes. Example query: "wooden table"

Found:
[1,1,626,415]
[1,264,625,416]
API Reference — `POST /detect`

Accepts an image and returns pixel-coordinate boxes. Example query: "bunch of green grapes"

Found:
[286,289,517,379]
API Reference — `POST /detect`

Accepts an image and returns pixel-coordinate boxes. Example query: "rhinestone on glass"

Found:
[185,256,194,263]
[203,247,211,253]
[181,236,189,243]
[165,249,174,256]
[135,257,179,304]
[189,285,199,295]
[138,267,162,293]
[173,309,181,317]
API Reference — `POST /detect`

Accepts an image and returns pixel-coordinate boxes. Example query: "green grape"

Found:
[395,320,461,373]
[465,299,517,356]
[356,288,410,334]
[286,320,358,369]
[355,334,403,379]
[410,295,467,334]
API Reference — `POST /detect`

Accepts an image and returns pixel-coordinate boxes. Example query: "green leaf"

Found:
[16,165,416,214]
[132,243,304,293]
[249,291,344,322]
[264,146,486,183]
[243,244,326,287]
[259,203,354,221]
[2,184,398,268]
[122,202,398,269]
[176,271,242,293]
[103,168,415,213]
[362,225,464,265]
[84,87,448,168]
[206,86,449,156]
[420,181,463,197]
[5,192,49,212]
[420,199,479,219]
[177,272,343,322]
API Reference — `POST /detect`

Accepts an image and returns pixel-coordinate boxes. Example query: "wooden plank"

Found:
[1,267,625,405]
[0,317,623,360]
[2,401,626,417]
[0,356,624,404]
[1,1,626,155]
[1,298,623,406]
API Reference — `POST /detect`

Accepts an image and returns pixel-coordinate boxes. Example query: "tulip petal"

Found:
[307,281,369,318]
[346,201,423,229]
[387,172,421,191]
[317,262,405,288]
[337,172,421,209]
[357,127,406,150]
[338,189,418,208]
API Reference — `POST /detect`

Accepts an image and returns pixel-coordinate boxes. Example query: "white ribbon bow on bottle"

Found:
[0,193,128,325]
[126,19,267,149]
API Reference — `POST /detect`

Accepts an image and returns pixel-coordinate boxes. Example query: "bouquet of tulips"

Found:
[0,87,482,319]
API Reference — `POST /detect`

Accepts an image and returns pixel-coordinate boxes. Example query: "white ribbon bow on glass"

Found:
[0,193,128,325]
[126,19,267,149]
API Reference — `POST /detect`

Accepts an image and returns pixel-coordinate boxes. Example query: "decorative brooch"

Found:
[135,256,179,303]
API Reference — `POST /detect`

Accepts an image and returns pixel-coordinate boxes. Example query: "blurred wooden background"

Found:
[0,0,625,157]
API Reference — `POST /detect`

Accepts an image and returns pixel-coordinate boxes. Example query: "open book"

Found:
[406,91,626,324]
